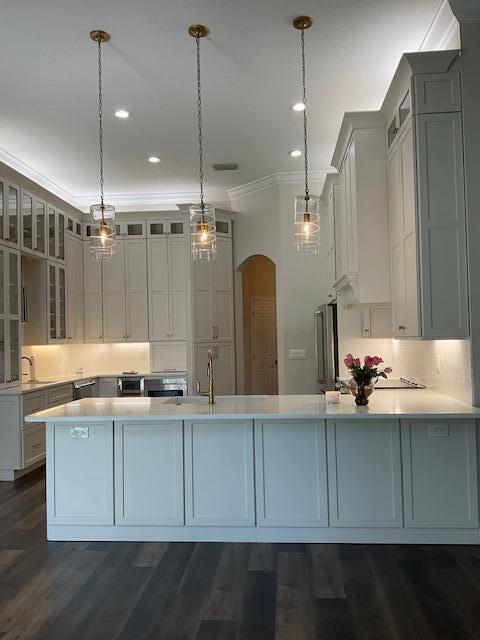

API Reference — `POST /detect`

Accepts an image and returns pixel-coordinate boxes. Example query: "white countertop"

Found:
[25,390,480,423]
[0,371,187,395]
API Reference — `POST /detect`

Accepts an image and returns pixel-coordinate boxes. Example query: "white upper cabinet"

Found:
[0,247,21,387]
[47,206,66,263]
[83,241,103,343]
[148,225,187,342]
[47,262,67,343]
[330,112,391,305]
[0,179,20,248]
[383,50,469,339]
[193,236,234,342]
[102,241,127,343]
[125,239,148,342]
[66,234,84,343]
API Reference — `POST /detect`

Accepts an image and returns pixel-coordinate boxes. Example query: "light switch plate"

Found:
[289,349,307,360]
[428,424,449,437]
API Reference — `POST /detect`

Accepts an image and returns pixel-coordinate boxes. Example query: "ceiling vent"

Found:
[212,163,238,171]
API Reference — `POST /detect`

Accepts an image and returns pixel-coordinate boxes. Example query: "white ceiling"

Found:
[0,0,443,209]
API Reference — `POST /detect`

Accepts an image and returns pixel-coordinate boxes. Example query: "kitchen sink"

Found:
[166,395,268,405]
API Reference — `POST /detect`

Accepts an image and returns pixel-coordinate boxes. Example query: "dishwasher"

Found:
[73,379,98,400]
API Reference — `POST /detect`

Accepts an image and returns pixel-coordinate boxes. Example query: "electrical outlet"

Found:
[428,424,449,437]
[435,354,441,374]
[289,348,307,360]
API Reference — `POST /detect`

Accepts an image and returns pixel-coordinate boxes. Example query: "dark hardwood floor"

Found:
[1,468,480,640]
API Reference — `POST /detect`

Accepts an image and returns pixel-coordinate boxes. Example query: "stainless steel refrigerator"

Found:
[314,303,339,392]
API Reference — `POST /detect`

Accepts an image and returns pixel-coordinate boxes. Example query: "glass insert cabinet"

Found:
[0,246,21,387]
[47,262,67,343]
[0,179,20,247]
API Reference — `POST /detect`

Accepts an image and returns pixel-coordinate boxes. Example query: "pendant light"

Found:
[293,17,320,254]
[89,30,116,260]
[188,25,216,261]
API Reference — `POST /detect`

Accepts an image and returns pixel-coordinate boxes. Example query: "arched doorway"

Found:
[239,255,278,395]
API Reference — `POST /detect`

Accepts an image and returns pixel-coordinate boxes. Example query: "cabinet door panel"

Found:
[193,256,211,290]
[391,243,406,337]
[83,242,103,342]
[125,240,148,342]
[185,420,254,526]
[404,233,420,337]
[402,421,477,528]
[215,290,234,341]
[255,420,328,527]
[327,421,402,527]
[399,123,416,238]
[147,239,168,291]
[215,238,233,291]
[387,145,402,246]
[115,421,184,525]
[149,291,170,341]
[102,242,126,342]
[47,422,113,525]
[194,290,213,341]
[168,238,187,291]
[170,290,187,340]
[416,113,469,338]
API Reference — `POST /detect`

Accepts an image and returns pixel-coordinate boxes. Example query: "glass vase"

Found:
[348,380,375,406]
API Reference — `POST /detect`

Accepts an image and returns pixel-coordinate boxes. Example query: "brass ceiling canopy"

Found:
[293,16,312,30]
[188,24,209,38]
[89,30,111,43]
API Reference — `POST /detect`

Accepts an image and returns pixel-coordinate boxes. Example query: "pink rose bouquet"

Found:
[344,353,392,387]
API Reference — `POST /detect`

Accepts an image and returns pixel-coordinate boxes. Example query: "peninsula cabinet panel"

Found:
[327,420,403,527]
[401,420,478,528]
[47,422,113,525]
[114,421,184,526]
[254,420,328,527]
[184,420,255,526]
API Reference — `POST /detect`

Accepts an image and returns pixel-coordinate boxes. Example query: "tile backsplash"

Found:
[391,339,472,404]
[22,343,150,379]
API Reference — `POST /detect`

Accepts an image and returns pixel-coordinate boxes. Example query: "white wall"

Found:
[231,179,329,394]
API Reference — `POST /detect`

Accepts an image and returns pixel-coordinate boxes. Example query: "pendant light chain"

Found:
[97,38,105,208]
[300,26,309,205]
[195,36,205,209]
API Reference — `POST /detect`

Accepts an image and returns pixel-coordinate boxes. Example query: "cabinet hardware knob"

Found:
[398,325,406,330]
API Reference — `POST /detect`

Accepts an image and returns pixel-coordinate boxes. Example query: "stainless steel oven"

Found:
[117,376,145,397]
[144,376,188,398]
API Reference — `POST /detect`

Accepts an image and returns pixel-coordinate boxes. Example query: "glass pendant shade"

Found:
[90,203,117,260]
[294,194,320,254]
[190,203,216,261]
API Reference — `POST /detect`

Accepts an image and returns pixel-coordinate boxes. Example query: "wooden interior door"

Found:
[251,297,277,394]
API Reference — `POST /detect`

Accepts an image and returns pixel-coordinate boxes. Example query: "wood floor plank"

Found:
[117,542,196,640]
[314,599,357,640]
[196,620,237,640]
[133,541,169,567]
[308,544,346,599]
[247,543,278,571]
[275,551,315,640]
[340,544,401,640]
[238,571,277,640]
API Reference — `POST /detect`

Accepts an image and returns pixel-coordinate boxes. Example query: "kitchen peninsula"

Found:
[27,391,480,544]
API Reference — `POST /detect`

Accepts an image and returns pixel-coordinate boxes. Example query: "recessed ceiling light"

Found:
[148,156,161,163]
[114,109,130,119]
[289,149,302,158]
[292,102,305,112]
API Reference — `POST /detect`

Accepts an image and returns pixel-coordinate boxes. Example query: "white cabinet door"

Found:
[148,238,170,341]
[83,242,103,342]
[415,112,469,338]
[102,241,127,342]
[184,420,254,526]
[125,239,148,342]
[66,235,83,342]
[47,422,114,525]
[168,237,187,340]
[97,377,118,397]
[327,420,403,527]
[114,421,184,525]
[401,420,478,528]
[255,420,328,527]
[74,237,84,342]
[193,290,214,341]
[215,290,234,341]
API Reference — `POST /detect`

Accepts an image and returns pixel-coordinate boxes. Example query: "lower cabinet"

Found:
[184,420,255,526]
[401,420,478,528]
[114,421,184,525]
[47,422,113,525]
[327,420,403,527]
[22,424,46,467]
[254,420,328,527]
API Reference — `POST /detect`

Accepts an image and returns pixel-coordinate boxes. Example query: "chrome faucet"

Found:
[196,347,215,405]
[21,356,37,383]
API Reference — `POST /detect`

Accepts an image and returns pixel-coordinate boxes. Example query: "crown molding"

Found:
[420,0,460,51]
[227,170,330,200]
[72,190,229,213]
[0,146,75,205]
